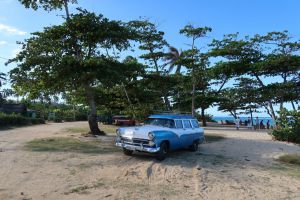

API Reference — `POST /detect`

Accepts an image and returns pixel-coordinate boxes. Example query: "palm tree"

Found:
[164,46,182,74]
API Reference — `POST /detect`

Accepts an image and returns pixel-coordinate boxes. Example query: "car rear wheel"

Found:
[189,141,199,152]
[123,148,133,156]
[156,142,168,161]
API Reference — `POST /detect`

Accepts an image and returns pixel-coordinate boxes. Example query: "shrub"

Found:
[0,112,45,127]
[30,118,45,124]
[271,109,300,144]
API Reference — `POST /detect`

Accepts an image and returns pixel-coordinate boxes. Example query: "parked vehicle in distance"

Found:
[113,115,136,126]
[116,113,205,160]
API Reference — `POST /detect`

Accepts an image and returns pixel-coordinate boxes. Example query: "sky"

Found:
[0,0,299,117]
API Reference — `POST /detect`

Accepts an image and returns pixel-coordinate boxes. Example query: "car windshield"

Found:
[144,118,175,128]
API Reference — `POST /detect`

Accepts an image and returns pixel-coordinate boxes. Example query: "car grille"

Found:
[121,137,150,146]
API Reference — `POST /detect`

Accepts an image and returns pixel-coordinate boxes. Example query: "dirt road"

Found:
[0,122,299,200]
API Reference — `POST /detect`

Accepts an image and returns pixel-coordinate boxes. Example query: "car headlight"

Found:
[148,132,155,141]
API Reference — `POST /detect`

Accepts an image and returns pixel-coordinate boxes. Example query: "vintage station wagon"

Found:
[116,114,205,160]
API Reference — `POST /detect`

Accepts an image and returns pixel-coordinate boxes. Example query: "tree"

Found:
[253,31,300,111]
[164,46,183,74]
[129,20,172,111]
[18,0,77,19]
[209,31,300,124]
[7,10,137,135]
[179,25,212,116]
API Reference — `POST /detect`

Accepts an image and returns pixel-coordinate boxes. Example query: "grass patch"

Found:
[278,154,300,166]
[270,163,300,180]
[205,134,226,142]
[100,124,120,135]
[64,124,120,135]
[25,137,120,154]
[65,127,89,134]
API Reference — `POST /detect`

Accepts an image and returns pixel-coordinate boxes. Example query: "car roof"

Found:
[148,114,196,120]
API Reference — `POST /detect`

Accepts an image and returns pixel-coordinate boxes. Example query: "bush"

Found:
[271,109,300,144]
[195,113,217,123]
[0,112,45,127]
[30,118,46,124]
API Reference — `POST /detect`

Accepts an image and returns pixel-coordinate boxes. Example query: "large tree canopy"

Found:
[7,10,139,134]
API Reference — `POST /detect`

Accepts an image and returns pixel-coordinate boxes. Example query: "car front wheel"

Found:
[123,148,133,156]
[189,141,199,152]
[156,142,168,161]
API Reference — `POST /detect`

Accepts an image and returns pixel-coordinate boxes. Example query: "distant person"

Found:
[235,117,241,130]
[266,120,270,129]
[260,120,265,129]
[245,119,248,126]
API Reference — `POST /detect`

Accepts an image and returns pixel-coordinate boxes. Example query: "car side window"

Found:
[175,120,183,129]
[191,120,199,128]
[183,120,192,129]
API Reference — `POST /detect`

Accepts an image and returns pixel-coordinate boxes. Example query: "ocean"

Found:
[213,116,275,126]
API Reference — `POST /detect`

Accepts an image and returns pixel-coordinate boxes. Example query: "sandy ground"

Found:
[0,122,300,200]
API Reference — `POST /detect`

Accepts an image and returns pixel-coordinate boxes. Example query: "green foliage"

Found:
[7,9,141,134]
[271,109,300,143]
[18,0,77,12]
[0,112,45,127]
[209,31,300,122]
[195,113,216,122]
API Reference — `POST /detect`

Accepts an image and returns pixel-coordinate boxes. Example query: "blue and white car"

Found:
[116,114,205,160]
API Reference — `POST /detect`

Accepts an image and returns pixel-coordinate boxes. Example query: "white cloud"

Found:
[0,23,27,36]
[0,41,7,46]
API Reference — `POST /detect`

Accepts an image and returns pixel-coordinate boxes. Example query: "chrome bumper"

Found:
[116,142,160,153]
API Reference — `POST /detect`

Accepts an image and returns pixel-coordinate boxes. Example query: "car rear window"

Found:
[183,120,192,128]
[191,120,199,128]
[175,120,183,129]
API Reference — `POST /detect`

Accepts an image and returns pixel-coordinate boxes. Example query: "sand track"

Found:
[0,122,300,200]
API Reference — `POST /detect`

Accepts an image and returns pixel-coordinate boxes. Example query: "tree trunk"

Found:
[63,0,70,20]
[163,95,171,111]
[250,107,254,127]
[201,107,207,127]
[229,111,237,119]
[291,101,296,111]
[191,38,196,117]
[254,74,277,125]
[191,80,195,117]
[122,83,136,118]
[85,85,103,135]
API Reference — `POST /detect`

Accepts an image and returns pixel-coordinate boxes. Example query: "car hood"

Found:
[120,125,170,140]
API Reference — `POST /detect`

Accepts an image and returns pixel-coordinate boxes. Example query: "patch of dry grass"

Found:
[65,124,120,135]
[25,137,120,154]
[278,154,300,165]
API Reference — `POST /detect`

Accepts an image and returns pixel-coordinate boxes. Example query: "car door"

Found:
[169,120,184,149]
[190,119,204,141]
[181,119,195,147]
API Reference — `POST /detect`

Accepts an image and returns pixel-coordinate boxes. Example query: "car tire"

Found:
[156,142,168,161]
[189,140,199,152]
[123,148,133,156]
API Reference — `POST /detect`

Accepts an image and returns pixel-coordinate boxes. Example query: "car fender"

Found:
[151,130,180,150]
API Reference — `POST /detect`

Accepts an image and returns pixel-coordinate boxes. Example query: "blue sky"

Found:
[0,0,299,117]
